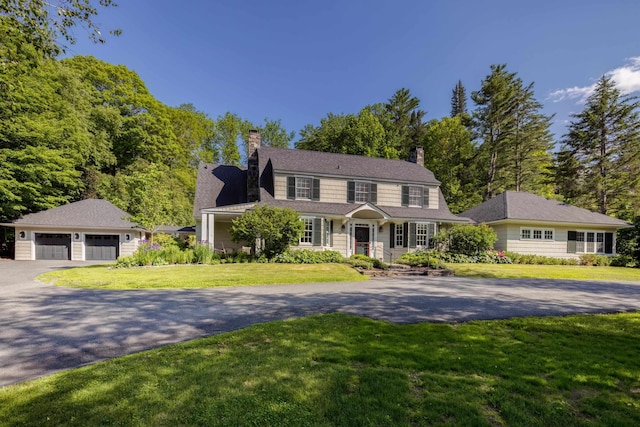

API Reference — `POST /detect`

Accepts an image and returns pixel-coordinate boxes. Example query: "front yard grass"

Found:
[38,263,367,289]
[448,263,640,282]
[2,312,639,426]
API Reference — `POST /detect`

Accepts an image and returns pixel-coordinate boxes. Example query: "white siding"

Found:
[377,183,402,206]
[120,235,139,257]
[491,224,509,252]
[499,224,618,259]
[332,230,348,256]
[274,174,287,200]
[14,240,33,260]
[72,242,83,261]
[276,173,441,210]
[319,178,347,203]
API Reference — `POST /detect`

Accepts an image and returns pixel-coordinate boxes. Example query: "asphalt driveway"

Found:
[1,260,640,387]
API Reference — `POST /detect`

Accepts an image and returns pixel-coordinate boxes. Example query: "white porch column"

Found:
[200,212,208,244]
[207,213,215,249]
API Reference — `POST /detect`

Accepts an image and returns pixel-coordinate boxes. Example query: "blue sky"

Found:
[64,0,640,145]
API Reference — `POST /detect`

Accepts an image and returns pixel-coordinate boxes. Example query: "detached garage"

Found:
[4,199,146,261]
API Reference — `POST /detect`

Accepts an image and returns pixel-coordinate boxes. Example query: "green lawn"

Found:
[38,263,367,289]
[1,312,639,426]
[448,263,640,282]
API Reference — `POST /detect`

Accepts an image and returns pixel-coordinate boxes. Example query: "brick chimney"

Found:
[247,130,260,202]
[409,146,424,166]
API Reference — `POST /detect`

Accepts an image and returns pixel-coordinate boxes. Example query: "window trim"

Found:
[415,223,429,247]
[520,227,554,241]
[295,176,312,200]
[300,218,314,245]
[354,181,371,203]
[395,223,404,247]
[347,181,377,204]
[407,185,424,208]
[574,230,608,254]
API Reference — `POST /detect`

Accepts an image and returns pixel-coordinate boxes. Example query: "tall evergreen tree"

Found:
[384,88,427,156]
[450,80,467,118]
[471,65,554,200]
[558,75,640,217]
[507,82,554,195]
[472,65,519,200]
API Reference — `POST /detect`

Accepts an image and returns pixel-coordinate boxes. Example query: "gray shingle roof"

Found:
[193,162,247,216]
[193,148,467,223]
[257,147,440,184]
[12,199,139,229]
[460,191,630,227]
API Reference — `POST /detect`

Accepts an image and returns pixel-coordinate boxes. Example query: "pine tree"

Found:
[559,75,640,216]
[450,80,467,118]
[471,65,519,200]
[384,88,427,156]
[471,65,554,200]
[507,82,554,194]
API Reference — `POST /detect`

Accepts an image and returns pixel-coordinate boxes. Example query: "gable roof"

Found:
[12,199,140,229]
[460,191,630,227]
[257,147,440,185]
[193,162,247,216]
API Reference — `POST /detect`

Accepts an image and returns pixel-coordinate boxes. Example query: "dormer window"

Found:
[402,185,428,208]
[347,181,377,204]
[296,177,312,199]
[287,176,320,201]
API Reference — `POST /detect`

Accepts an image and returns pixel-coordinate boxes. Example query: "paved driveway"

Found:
[1,260,640,387]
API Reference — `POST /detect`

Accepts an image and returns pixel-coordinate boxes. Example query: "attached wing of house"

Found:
[6,199,145,261]
[194,130,468,260]
[460,191,632,258]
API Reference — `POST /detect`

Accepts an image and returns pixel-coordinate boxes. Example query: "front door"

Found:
[354,226,370,256]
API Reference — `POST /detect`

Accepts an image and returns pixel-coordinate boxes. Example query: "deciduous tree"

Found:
[231,205,304,258]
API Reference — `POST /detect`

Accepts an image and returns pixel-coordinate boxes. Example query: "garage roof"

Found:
[11,199,140,229]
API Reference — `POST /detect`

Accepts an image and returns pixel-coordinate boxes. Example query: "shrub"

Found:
[152,233,180,248]
[502,251,579,265]
[398,251,445,268]
[193,244,216,264]
[610,255,634,267]
[274,249,345,264]
[349,254,388,270]
[433,224,497,256]
[345,258,373,270]
[115,255,138,269]
[579,254,611,267]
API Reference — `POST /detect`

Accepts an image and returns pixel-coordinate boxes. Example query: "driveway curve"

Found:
[1,260,640,386]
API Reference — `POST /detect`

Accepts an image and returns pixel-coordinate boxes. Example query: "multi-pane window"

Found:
[576,231,585,252]
[596,232,604,253]
[300,218,313,244]
[416,223,429,247]
[355,182,370,203]
[395,223,404,247]
[521,228,554,240]
[573,231,606,254]
[295,177,312,199]
[408,186,423,207]
[586,232,595,253]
